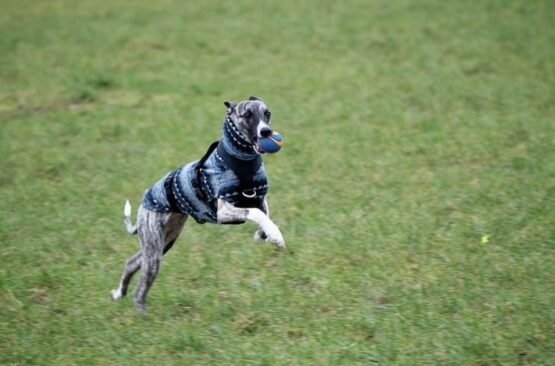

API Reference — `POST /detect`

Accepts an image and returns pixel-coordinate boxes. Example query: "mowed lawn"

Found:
[1,0,554,364]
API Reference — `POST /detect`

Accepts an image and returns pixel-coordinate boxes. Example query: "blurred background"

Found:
[1,0,554,364]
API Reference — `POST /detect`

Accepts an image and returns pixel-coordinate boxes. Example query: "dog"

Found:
[110,96,285,312]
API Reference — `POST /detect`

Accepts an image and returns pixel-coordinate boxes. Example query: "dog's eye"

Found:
[264,110,271,119]
[242,110,253,119]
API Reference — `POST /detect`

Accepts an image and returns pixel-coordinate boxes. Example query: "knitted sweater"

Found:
[141,118,268,224]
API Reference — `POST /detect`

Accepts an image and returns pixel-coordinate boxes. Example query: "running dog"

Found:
[111,96,285,312]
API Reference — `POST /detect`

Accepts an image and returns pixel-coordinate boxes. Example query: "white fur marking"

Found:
[247,209,285,247]
[124,200,132,217]
[257,121,271,136]
[111,287,123,300]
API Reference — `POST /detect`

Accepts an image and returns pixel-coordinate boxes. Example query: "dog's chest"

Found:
[142,151,268,224]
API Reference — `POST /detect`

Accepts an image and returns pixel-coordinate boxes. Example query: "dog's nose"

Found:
[260,127,273,138]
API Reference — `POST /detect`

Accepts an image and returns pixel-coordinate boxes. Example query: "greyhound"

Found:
[110,96,285,312]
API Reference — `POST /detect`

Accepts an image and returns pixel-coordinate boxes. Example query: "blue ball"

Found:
[259,131,283,154]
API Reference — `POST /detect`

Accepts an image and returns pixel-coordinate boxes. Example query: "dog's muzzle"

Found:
[254,124,273,153]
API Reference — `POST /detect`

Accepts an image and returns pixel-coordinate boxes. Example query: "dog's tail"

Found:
[123,200,138,235]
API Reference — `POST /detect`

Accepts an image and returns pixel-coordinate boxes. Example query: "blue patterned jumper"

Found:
[141,118,268,224]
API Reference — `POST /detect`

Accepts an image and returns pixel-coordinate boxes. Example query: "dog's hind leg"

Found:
[163,213,188,255]
[111,250,142,301]
[133,247,162,313]
[111,201,142,301]
[133,239,163,312]
[132,209,172,312]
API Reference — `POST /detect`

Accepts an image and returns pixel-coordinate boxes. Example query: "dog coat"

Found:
[141,117,269,224]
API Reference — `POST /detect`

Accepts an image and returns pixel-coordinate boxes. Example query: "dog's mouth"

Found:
[252,126,274,154]
[253,138,264,154]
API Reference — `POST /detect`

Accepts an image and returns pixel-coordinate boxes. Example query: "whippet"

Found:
[110,96,285,312]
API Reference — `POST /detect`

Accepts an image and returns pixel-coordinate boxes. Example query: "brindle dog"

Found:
[110,97,285,312]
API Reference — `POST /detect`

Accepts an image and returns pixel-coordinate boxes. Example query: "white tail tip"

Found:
[124,200,132,217]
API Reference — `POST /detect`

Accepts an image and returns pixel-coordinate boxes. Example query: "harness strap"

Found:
[192,139,263,202]
[163,169,180,212]
[224,116,255,153]
[192,140,220,201]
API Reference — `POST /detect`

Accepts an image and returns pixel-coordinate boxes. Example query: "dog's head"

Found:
[224,96,272,153]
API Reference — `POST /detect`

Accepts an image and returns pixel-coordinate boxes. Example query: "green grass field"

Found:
[1,0,554,364]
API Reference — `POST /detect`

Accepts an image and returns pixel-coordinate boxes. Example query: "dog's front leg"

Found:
[253,197,269,242]
[217,199,285,248]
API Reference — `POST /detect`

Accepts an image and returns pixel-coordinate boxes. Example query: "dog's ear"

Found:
[224,100,237,112]
[248,96,263,101]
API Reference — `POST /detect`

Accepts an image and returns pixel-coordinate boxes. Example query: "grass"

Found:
[1,0,554,364]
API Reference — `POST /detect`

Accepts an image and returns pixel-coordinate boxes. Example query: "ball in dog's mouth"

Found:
[255,131,283,154]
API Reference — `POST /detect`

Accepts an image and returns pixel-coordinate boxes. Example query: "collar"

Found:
[218,117,263,189]
[221,116,259,160]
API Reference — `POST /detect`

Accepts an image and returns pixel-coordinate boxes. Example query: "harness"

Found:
[192,115,263,199]
[144,116,267,224]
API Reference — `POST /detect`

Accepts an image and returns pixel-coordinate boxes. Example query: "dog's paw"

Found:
[264,224,285,248]
[110,288,124,301]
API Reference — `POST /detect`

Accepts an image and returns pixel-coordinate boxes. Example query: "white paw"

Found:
[264,224,285,248]
[110,288,123,301]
